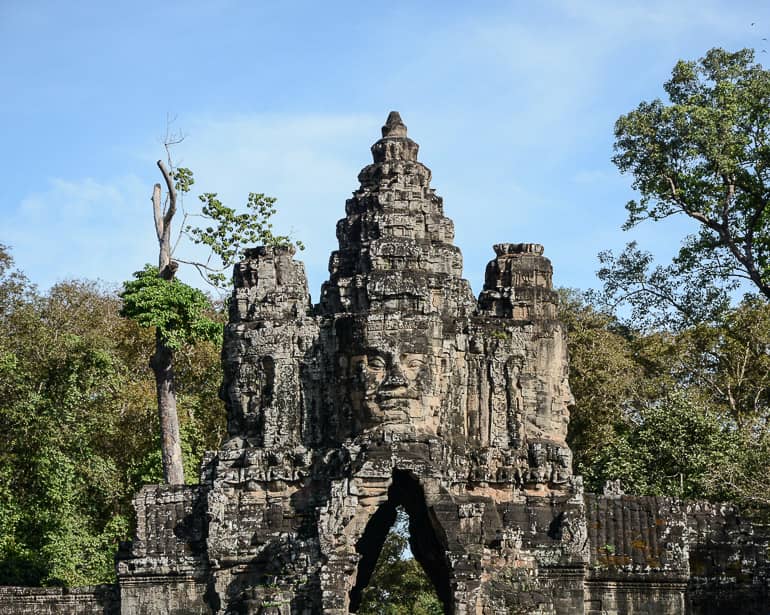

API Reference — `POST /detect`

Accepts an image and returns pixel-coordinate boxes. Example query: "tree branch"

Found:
[157,160,176,227]
[152,183,163,241]
[173,257,226,273]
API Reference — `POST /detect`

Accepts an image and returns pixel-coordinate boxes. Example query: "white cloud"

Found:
[5,174,157,289]
[7,112,382,297]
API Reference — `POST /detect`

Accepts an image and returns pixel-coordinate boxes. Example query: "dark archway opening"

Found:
[349,470,453,614]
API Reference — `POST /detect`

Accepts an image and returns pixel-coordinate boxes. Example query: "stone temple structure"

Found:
[105,113,770,614]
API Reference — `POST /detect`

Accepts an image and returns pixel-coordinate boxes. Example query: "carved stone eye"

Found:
[368,356,386,371]
[407,359,425,370]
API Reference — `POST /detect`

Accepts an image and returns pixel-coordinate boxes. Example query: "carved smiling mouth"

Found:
[376,389,419,402]
[377,399,408,412]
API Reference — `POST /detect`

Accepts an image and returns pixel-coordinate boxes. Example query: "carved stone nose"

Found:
[382,364,407,388]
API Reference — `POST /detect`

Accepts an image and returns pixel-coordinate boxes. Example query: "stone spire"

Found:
[381,110,407,137]
[319,111,474,316]
[370,110,419,163]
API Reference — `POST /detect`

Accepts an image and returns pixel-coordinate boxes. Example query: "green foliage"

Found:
[670,297,770,425]
[558,289,644,471]
[119,265,221,350]
[0,247,225,586]
[562,290,770,506]
[185,191,304,288]
[585,394,740,500]
[585,46,770,501]
[604,47,770,321]
[173,166,195,194]
[0,278,134,585]
[596,242,734,330]
[358,509,444,615]
[125,415,213,487]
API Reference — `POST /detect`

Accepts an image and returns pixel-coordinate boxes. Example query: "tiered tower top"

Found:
[320,111,474,317]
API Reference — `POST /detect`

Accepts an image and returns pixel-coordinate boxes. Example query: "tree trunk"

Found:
[150,158,185,484]
[150,330,185,484]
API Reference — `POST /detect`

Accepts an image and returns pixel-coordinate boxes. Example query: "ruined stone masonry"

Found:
[3,112,767,614]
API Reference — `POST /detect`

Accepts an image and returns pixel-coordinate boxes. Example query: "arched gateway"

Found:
[118,113,770,614]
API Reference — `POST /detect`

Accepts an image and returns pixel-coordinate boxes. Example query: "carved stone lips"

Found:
[376,396,416,411]
[376,389,419,402]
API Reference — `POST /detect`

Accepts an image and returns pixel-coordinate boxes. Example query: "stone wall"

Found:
[584,493,689,613]
[116,485,209,615]
[686,501,770,614]
[582,493,770,614]
[0,586,118,614]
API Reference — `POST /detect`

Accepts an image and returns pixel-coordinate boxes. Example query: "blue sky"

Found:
[2,1,768,300]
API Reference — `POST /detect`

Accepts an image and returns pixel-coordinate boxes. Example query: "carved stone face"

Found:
[350,350,430,425]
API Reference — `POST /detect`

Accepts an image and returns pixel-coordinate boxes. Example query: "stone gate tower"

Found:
[118,113,770,615]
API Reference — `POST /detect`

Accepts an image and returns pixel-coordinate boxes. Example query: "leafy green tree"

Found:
[596,242,733,330]
[667,297,770,425]
[561,289,770,506]
[130,155,193,485]
[119,263,222,486]
[184,191,304,289]
[559,289,645,474]
[584,49,770,507]
[120,265,221,351]
[0,274,134,585]
[602,48,770,325]
[711,418,770,508]
[586,393,742,501]
[0,247,225,585]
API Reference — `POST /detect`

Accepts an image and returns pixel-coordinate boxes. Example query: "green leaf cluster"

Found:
[185,192,304,289]
[173,166,195,194]
[584,394,740,500]
[596,241,734,331]
[562,289,770,507]
[119,265,221,349]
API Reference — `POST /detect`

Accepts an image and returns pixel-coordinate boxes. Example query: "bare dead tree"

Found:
[149,134,185,484]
